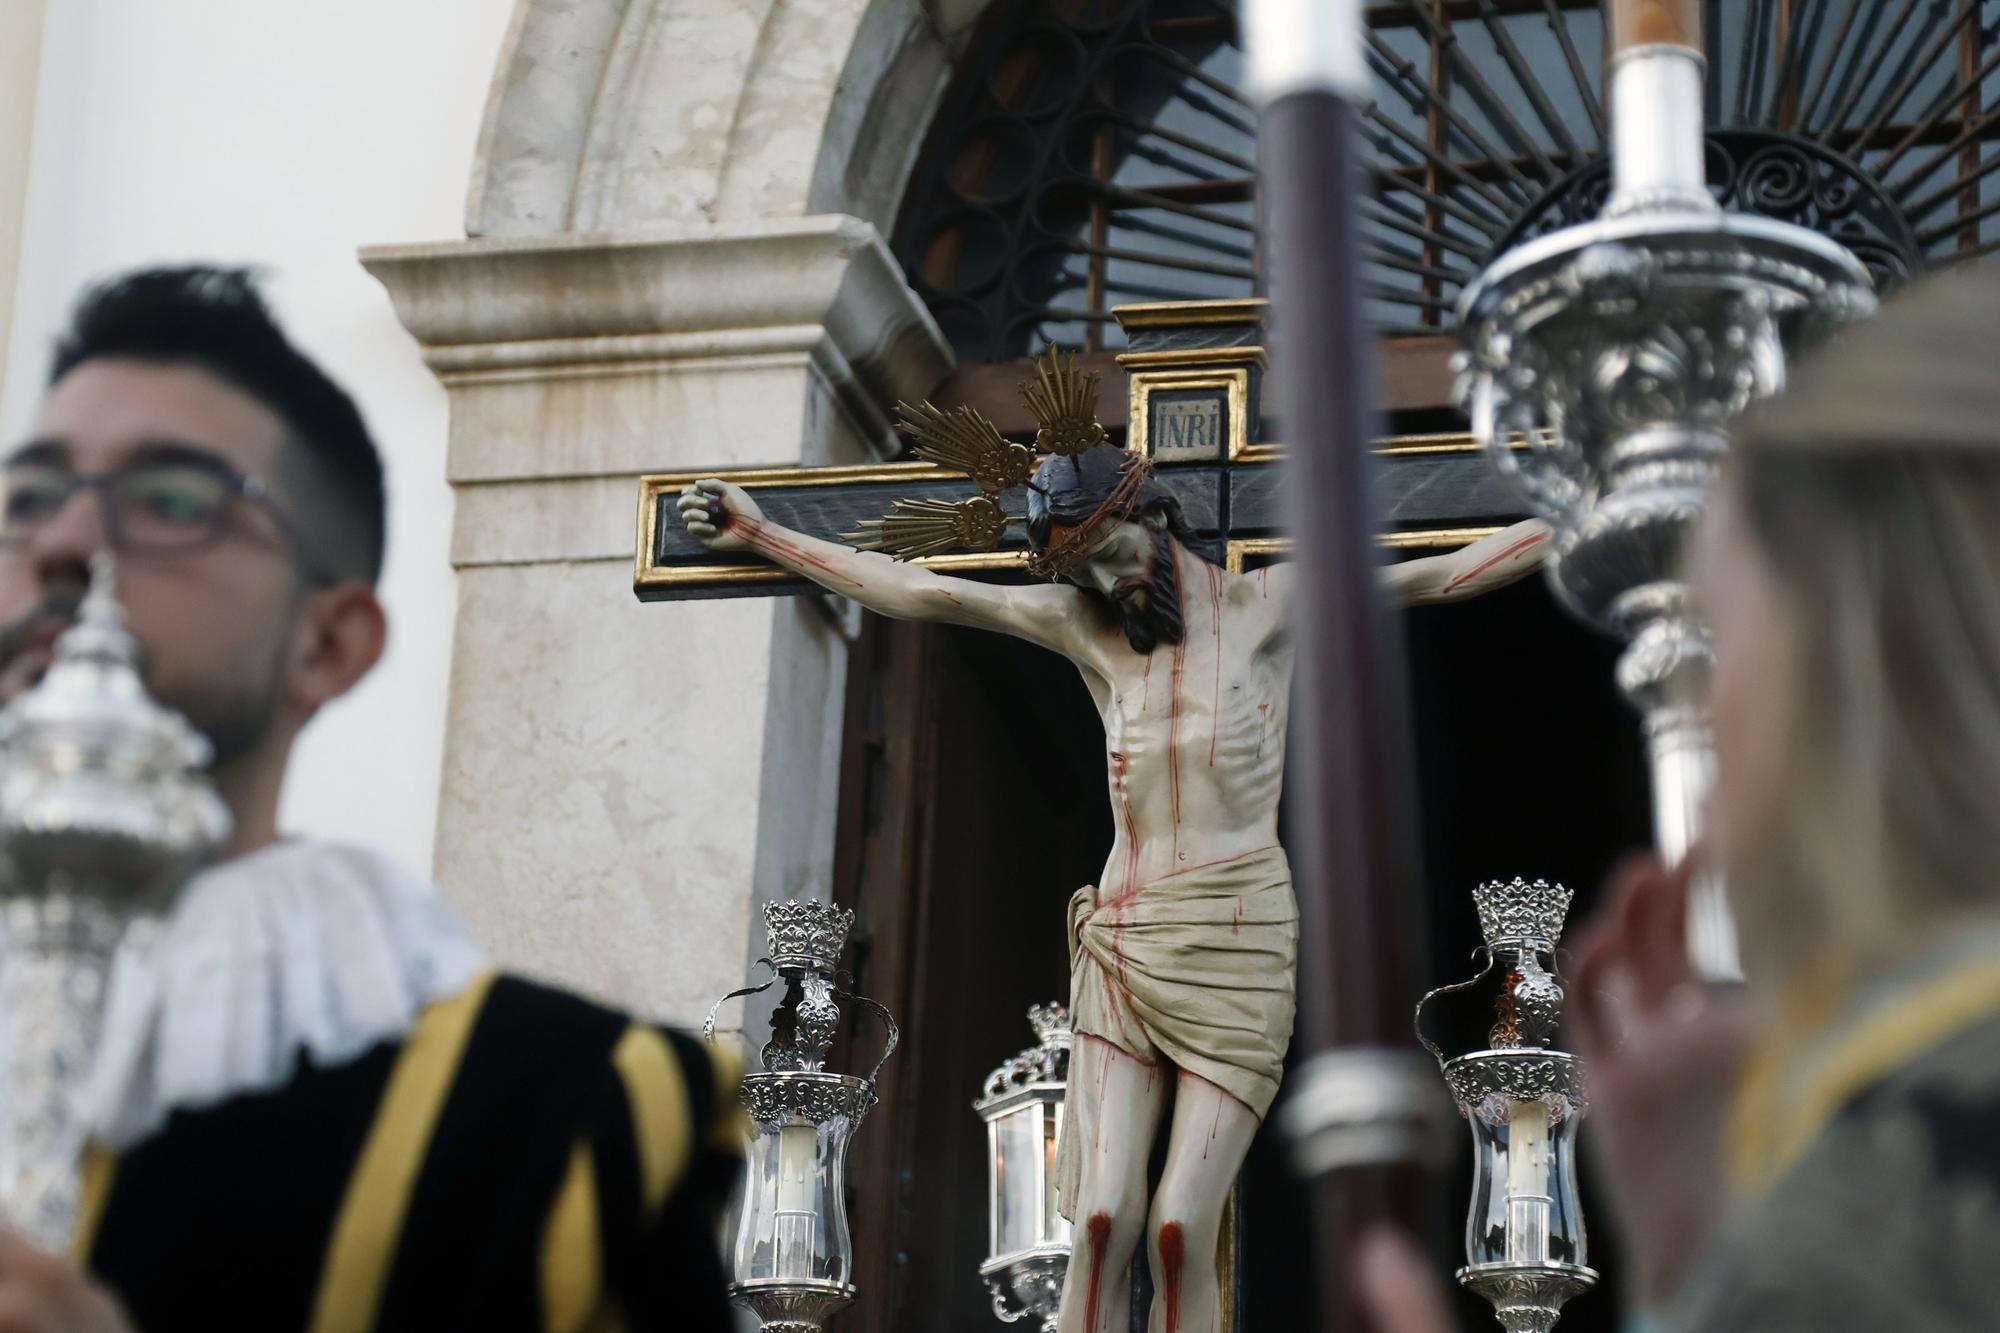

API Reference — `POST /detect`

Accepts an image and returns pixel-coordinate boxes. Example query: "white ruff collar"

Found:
[85,841,485,1148]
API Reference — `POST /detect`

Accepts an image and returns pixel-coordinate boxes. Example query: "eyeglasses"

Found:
[0,452,336,584]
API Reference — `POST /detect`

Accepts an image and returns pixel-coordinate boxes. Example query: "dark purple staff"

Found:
[1246,3,1452,1328]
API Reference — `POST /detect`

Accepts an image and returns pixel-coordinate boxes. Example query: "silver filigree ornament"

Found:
[765,899,856,974]
[0,556,230,1247]
[979,1003,1071,1107]
[705,900,898,1333]
[1455,23,1878,982]
[1418,878,1594,1333]
[1474,877,1573,954]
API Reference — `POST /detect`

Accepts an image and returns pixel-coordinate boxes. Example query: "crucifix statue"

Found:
[677,350,1545,1333]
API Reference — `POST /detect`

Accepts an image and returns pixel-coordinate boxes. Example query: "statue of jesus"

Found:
[678,440,1545,1333]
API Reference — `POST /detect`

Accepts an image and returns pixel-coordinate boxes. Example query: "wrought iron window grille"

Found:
[894,0,2000,366]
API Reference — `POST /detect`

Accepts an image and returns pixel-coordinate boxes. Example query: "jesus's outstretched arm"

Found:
[1382,518,1550,607]
[1251,518,1549,611]
[675,478,1087,657]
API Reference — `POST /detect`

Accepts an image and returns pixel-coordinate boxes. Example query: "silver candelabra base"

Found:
[1460,1262,1599,1333]
[982,1247,1067,1332]
[734,1277,855,1333]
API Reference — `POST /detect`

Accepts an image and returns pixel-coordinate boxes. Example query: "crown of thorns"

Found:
[842,346,1152,578]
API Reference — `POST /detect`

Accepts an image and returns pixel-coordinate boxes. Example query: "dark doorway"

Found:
[831,567,1652,1333]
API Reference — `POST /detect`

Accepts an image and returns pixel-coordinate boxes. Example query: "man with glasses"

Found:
[0,267,739,1331]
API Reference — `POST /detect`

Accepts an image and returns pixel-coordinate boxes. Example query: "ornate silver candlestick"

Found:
[975,1004,1073,1333]
[1419,879,1594,1333]
[706,899,898,1333]
[0,556,229,1246]
[1454,1,1875,976]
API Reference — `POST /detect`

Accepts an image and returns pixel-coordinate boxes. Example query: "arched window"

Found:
[897,0,2000,372]
[895,0,1257,361]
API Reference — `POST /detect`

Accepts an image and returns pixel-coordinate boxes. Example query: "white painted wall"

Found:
[0,0,517,873]
[0,0,47,408]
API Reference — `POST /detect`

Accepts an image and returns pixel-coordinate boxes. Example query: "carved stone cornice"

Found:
[361,215,953,480]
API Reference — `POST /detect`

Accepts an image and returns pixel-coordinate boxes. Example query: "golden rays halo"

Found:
[843,345,1112,563]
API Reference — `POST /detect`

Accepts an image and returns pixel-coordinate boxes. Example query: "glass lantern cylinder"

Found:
[707,901,898,1333]
[1448,1051,1594,1299]
[974,1005,1073,1331]
[734,1071,873,1318]
[1419,879,1597,1333]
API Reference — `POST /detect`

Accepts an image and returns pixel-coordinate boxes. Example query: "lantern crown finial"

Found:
[1026,1003,1071,1050]
[1473,877,1573,951]
[977,1004,1073,1112]
[763,899,855,973]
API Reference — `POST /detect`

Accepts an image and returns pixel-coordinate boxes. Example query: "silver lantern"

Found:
[1419,879,1594,1333]
[0,556,230,1246]
[706,899,897,1333]
[1454,2,1876,977]
[975,1003,1073,1332]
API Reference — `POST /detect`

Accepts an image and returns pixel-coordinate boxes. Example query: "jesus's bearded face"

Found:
[1067,512,1184,654]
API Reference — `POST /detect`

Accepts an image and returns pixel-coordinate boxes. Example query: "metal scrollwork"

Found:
[1495,130,1921,295]
[739,1071,878,1127]
[1422,878,1587,1115]
[764,900,856,974]
[978,1252,1067,1333]
[733,1282,857,1333]
[839,989,902,1087]
[703,967,776,1044]
[1443,1050,1589,1114]
[1508,955,1565,1050]
[1415,949,1495,1066]
[977,1004,1072,1107]
[1457,1266,1600,1333]
[1459,225,1871,638]
[790,976,840,1071]
[1472,878,1573,954]
[986,1279,1028,1324]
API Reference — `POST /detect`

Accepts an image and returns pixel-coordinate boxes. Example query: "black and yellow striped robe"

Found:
[72,971,743,1331]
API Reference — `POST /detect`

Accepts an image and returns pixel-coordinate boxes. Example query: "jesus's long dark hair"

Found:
[1025,446,1193,653]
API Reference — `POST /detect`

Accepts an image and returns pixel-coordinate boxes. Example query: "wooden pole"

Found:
[1609,0,1702,52]
[1246,3,1433,1328]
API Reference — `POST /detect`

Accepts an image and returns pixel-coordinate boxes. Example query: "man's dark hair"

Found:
[49,266,387,584]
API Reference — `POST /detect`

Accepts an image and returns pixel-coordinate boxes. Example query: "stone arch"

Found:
[369,0,1023,1025]
[466,0,994,239]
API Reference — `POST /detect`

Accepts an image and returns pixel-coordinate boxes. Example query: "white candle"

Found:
[773,1123,818,1279]
[1505,1099,1552,1265]
[777,1123,817,1213]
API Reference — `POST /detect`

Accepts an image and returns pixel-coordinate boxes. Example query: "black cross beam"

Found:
[631,299,1532,602]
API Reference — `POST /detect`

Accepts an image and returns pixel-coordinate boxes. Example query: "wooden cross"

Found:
[631,300,1533,602]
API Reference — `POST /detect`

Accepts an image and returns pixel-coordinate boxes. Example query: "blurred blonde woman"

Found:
[1364,272,2000,1331]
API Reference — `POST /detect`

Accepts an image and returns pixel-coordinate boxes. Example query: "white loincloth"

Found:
[1053,843,1297,1221]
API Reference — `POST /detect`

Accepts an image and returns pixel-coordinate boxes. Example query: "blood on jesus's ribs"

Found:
[1085,543,1288,895]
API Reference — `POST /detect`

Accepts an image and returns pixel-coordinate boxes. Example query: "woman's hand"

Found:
[1567,852,1757,1309]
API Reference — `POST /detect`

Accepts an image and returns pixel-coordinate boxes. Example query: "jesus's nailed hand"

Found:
[675,478,763,553]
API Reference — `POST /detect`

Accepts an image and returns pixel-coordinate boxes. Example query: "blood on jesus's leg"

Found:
[1144,1072,1259,1333]
[1055,1036,1168,1333]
